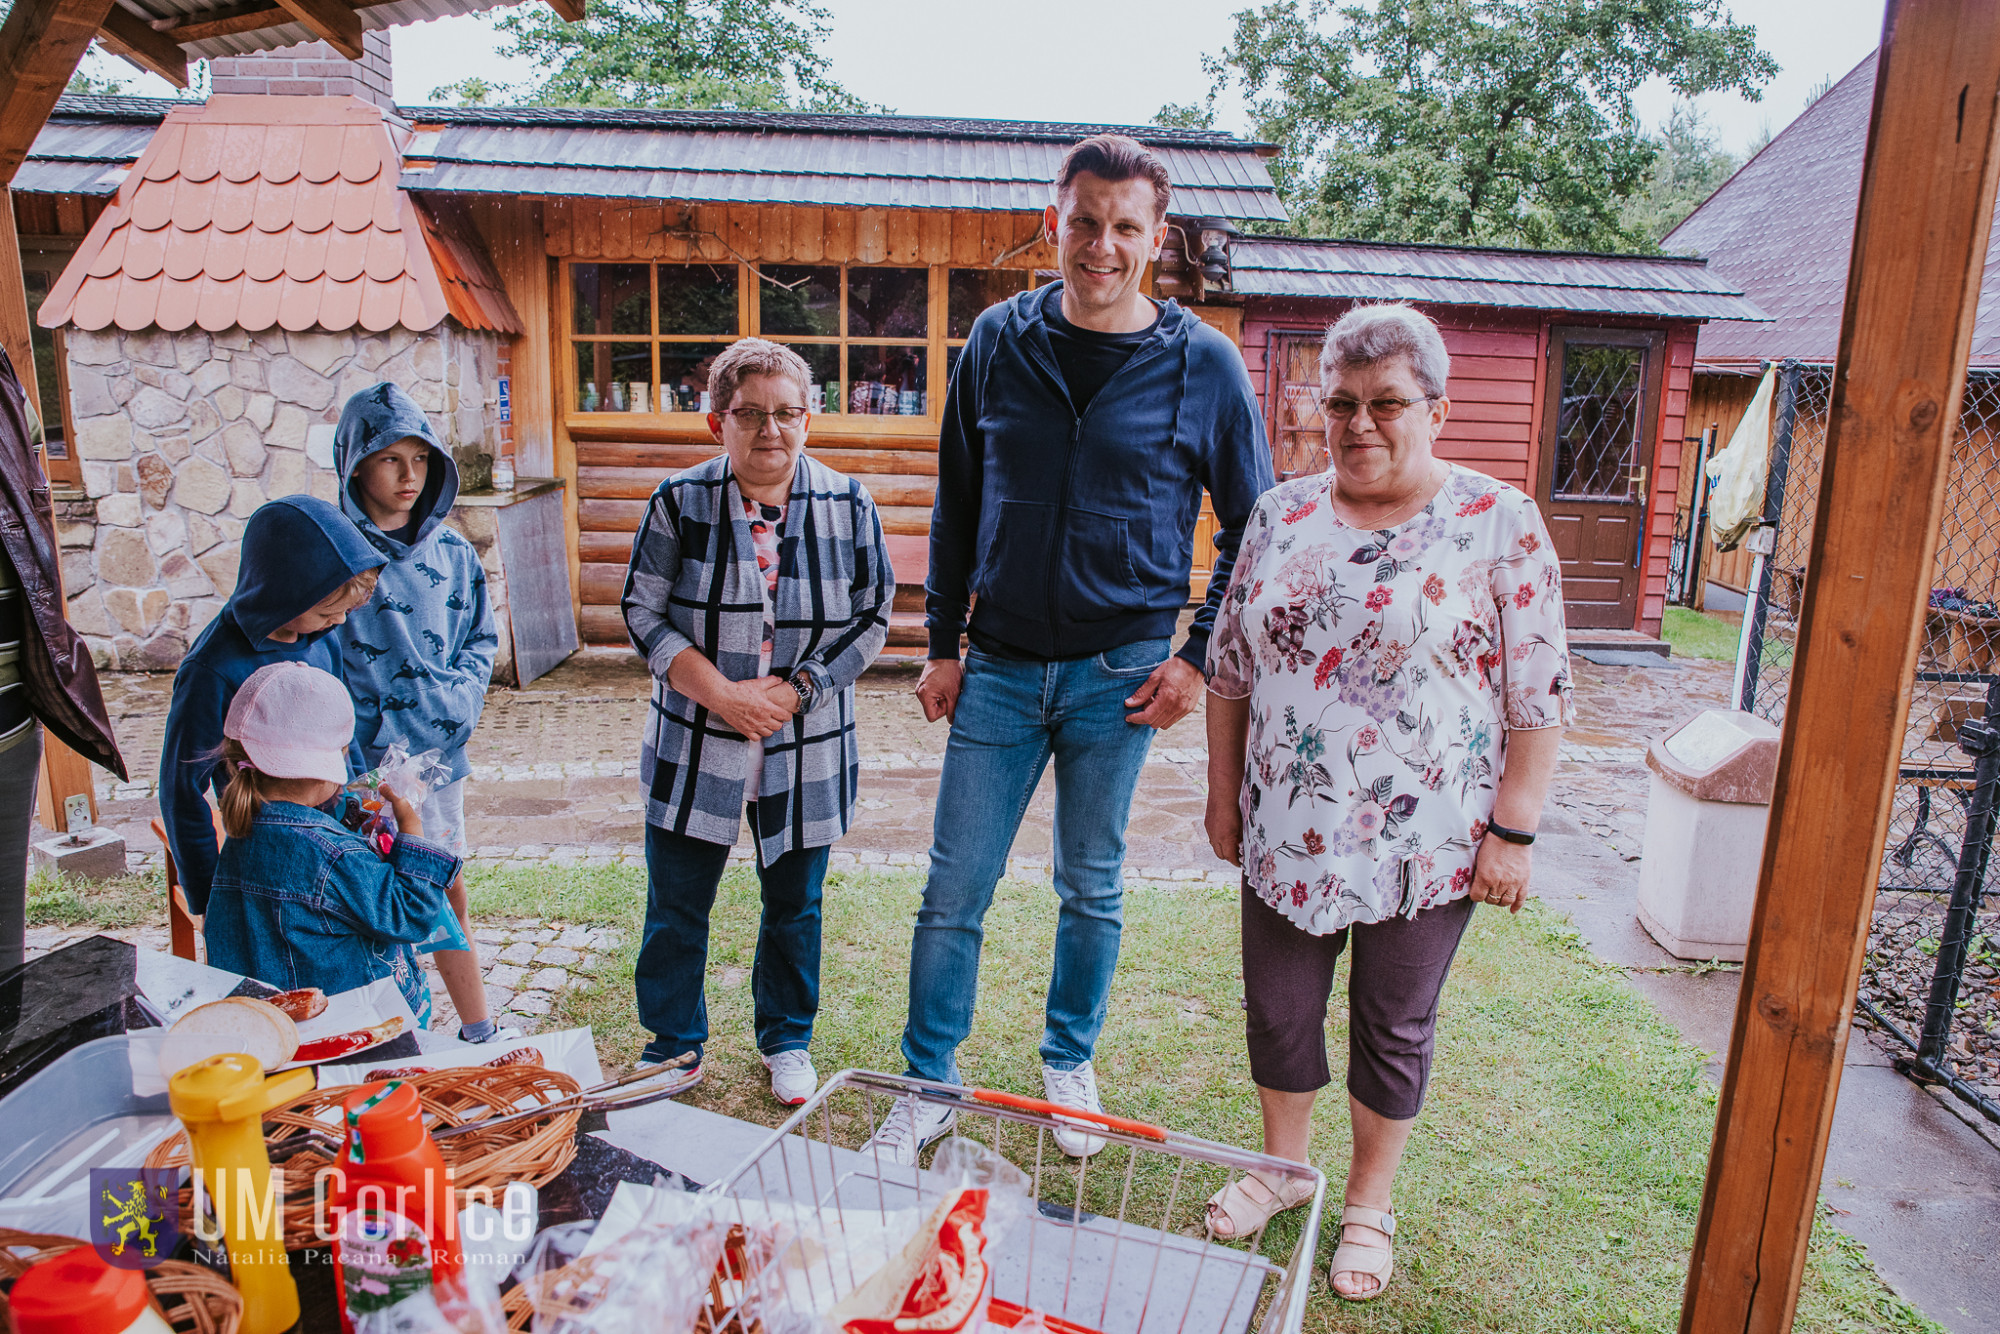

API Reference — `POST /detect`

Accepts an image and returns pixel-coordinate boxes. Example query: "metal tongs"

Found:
[430,1051,700,1141]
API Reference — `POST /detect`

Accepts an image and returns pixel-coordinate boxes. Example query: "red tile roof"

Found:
[39,95,521,337]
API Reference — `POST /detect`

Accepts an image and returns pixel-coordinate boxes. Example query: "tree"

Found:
[1167,0,1776,252]
[484,0,871,111]
[1623,102,1740,243]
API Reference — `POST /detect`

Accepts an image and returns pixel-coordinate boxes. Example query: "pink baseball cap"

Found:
[224,662,354,784]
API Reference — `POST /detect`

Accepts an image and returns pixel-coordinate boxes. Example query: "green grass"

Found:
[464,863,1936,1334]
[1661,607,1741,662]
[25,867,168,929]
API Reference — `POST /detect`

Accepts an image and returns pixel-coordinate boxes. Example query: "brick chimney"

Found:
[207,31,396,108]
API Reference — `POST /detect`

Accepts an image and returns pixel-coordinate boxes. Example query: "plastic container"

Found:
[333,1081,464,1332]
[168,1052,316,1334]
[8,1246,175,1334]
[0,1032,178,1241]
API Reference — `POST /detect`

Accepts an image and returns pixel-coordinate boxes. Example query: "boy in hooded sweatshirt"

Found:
[332,381,506,1042]
[159,495,387,917]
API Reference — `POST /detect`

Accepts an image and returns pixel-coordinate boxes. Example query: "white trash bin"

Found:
[1635,709,1782,962]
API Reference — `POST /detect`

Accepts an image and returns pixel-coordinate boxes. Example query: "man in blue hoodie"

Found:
[159,496,386,916]
[332,382,505,1042]
[869,135,1275,1165]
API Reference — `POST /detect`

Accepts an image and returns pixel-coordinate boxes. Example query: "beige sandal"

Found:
[1204,1168,1314,1239]
[1328,1204,1395,1301]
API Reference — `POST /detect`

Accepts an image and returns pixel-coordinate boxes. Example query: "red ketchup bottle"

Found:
[331,1080,463,1331]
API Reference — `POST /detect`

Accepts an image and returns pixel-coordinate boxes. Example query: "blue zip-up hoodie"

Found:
[159,496,387,915]
[926,282,1274,666]
[331,383,498,783]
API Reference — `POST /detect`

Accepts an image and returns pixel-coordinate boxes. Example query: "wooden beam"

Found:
[269,0,363,60]
[0,189,42,429]
[152,0,393,46]
[545,0,583,21]
[0,0,119,184]
[1680,3,2000,1329]
[0,189,96,832]
[97,5,188,88]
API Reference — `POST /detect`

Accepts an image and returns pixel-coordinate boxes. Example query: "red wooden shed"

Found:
[1224,235,1767,636]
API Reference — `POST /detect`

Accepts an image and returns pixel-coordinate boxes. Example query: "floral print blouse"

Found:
[1208,465,1575,935]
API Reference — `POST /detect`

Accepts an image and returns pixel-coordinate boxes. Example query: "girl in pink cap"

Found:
[199,661,464,1026]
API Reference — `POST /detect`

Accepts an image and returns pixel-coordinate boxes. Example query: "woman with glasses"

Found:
[622,337,894,1107]
[1201,303,1572,1301]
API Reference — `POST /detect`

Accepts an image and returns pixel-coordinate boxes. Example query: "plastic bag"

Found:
[341,743,465,954]
[813,1137,1030,1334]
[345,743,455,845]
[519,1176,723,1334]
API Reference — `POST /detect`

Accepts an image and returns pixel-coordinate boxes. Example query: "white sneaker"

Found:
[633,1056,704,1096]
[1043,1061,1107,1158]
[762,1049,818,1105]
[860,1094,956,1168]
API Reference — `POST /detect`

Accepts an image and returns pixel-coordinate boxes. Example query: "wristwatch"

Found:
[1484,819,1536,846]
[787,667,819,714]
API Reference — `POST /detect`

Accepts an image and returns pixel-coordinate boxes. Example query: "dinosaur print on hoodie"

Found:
[332,382,498,783]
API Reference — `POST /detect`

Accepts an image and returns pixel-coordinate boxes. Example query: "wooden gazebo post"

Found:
[1,0,124,831]
[1682,2,2000,1328]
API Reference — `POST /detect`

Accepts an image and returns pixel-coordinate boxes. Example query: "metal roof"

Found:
[402,105,1272,148]
[25,96,1286,218]
[39,96,520,335]
[1231,236,1768,321]
[1662,52,2000,368]
[13,109,163,194]
[399,121,1288,219]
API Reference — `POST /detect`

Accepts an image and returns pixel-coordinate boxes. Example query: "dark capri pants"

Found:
[1240,882,1475,1120]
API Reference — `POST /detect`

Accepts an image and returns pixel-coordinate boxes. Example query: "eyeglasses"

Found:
[722,406,810,430]
[1319,395,1433,422]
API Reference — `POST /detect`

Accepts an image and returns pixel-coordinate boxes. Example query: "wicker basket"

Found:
[0,1229,242,1334]
[144,1066,583,1251]
[501,1225,759,1334]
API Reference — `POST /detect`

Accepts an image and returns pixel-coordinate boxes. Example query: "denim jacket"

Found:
[202,800,462,1024]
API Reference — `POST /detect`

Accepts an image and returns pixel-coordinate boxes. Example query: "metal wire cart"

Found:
[703,1070,1328,1334]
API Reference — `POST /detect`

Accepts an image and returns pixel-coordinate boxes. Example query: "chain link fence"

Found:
[1736,361,2000,1123]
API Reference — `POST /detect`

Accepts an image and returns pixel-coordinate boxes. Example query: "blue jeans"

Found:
[900,638,1168,1083]
[636,811,829,1065]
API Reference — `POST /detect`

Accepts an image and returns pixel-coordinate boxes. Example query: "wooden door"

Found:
[1537,326,1664,630]
[1187,305,1245,599]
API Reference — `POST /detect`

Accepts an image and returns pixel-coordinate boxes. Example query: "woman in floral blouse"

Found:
[1203,303,1572,1301]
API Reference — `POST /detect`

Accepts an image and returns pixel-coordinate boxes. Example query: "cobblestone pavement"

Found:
[55,644,1735,1033]
[89,646,1731,882]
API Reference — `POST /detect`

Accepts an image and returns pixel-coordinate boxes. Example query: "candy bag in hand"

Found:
[346,744,453,843]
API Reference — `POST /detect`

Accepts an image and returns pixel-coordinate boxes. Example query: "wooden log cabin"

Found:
[18,90,1769,664]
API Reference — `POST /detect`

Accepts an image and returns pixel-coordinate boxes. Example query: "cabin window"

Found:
[1267,333,1330,481]
[564,260,1044,429]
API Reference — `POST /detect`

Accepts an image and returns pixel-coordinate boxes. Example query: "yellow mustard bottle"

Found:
[168,1053,316,1334]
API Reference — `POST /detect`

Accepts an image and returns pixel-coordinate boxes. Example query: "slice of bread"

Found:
[160,997,301,1077]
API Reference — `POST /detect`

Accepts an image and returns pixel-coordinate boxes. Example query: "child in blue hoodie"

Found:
[332,382,505,1042]
[159,496,386,917]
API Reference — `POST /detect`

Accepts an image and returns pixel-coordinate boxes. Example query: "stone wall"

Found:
[58,322,506,671]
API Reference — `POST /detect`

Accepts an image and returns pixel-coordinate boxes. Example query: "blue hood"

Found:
[333,382,458,556]
[229,496,388,650]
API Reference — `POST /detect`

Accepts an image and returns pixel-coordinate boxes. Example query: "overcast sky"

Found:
[84,0,1887,160]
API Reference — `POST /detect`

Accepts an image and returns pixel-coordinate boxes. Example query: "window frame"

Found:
[1264,329,1332,483]
[561,259,1045,438]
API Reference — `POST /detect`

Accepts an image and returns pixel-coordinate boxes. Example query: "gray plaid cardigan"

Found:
[621,452,894,861]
